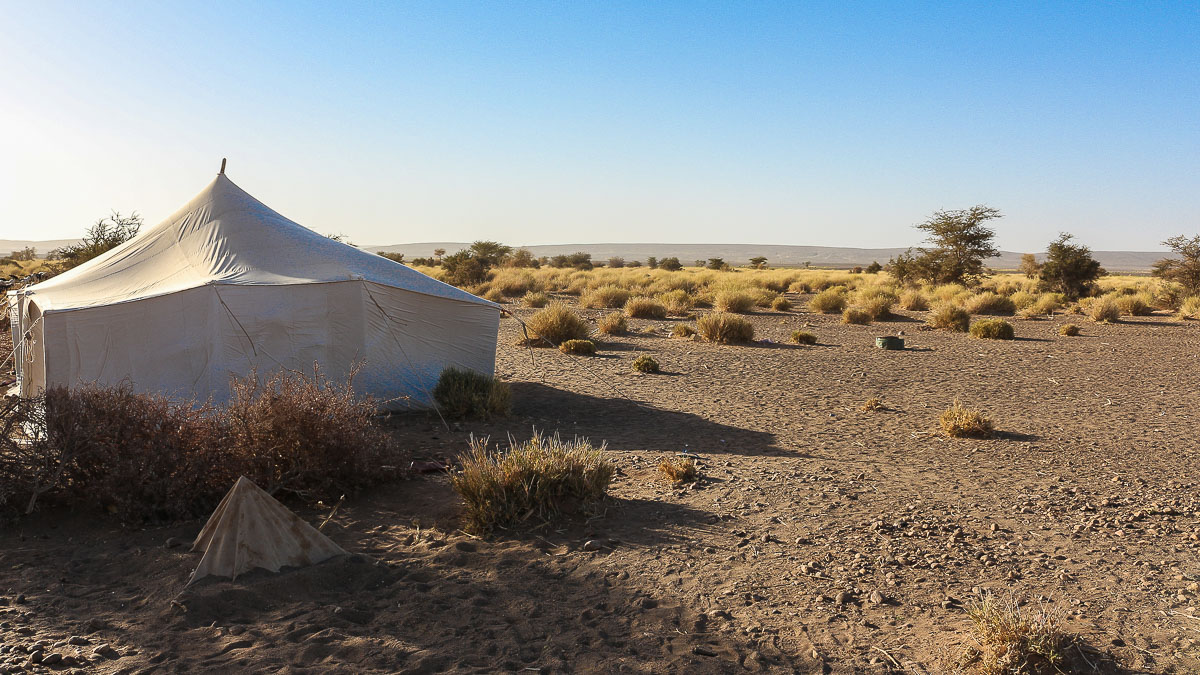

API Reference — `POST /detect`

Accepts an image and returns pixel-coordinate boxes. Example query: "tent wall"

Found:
[31,281,498,408]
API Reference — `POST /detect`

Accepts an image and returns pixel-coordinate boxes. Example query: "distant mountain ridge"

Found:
[3,237,1166,272]
[367,242,1167,273]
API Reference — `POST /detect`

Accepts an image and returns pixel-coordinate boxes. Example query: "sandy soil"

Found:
[2,297,1199,673]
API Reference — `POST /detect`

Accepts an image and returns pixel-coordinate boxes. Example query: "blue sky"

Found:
[1,1,1196,251]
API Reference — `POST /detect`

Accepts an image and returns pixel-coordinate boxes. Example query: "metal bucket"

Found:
[875,336,904,350]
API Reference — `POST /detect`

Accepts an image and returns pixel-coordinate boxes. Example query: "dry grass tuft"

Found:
[791,330,817,345]
[927,304,971,332]
[451,431,614,534]
[597,312,628,336]
[632,354,660,373]
[842,307,872,325]
[963,292,1016,316]
[1178,296,1200,320]
[771,295,793,312]
[808,288,848,314]
[523,302,591,345]
[963,593,1074,675]
[671,324,697,338]
[969,318,1015,340]
[559,339,596,355]
[483,288,505,303]
[659,457,699,485]
[625,296,668,319]
[1058,323,1080,336]
[899,290,930,311]
[940,400,994,438]
[861,397,883,412]
[580,285,631,309]
[714,290,757,313]
[1087,296,1121,323]
[1115,292,1153,317]
[696,312,755,343]
[656,289,694,316]
[522,291,550,308]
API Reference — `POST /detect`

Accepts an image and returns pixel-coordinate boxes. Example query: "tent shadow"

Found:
[501,381,789,458]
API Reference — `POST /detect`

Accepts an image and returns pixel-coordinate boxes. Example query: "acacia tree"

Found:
[1152,235,1200,295]
[51,211,142,271]
[1019,253,1041,278]
[886,206,1001,286]
[748,256,768,269]
[1039,233,1104,299]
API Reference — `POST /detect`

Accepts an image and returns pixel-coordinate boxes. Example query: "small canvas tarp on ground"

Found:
[7,170,499,408]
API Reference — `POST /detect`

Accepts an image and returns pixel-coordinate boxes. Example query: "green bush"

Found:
[969,318,1015,340]
[559,339,597,355]
[433,367,512,420]
[696,312,755,343]
[632,354,660,373]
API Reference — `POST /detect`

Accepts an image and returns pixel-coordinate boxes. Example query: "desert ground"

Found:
[2,280,1200,673]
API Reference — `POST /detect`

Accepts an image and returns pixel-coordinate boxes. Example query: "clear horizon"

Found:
[1,2,1196,252]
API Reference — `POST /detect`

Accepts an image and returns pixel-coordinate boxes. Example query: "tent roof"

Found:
[22,173,495,312]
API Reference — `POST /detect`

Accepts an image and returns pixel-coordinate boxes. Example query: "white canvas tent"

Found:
[7,170,499,408]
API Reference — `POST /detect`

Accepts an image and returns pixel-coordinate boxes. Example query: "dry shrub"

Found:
[808,288,848,314]
[522,291,549,308]
[433,367,512,420]
[791,330,817,345]
[714,290,757,313]
[696,312,755,343]
[963,593,1074,675]
[861,397,883,412]
[580,285,631,309]
[969,318,1015,340]
[672,324,697,338]
[557,339,594,355]
[788,280,812,294]
[1009,291,1036,310]
[927,304,971,332]
[597,312,628,335]
[899,290,929,311]
[450,431,614,534]
[932,283,967,303]
[1115,292,1153,316]
[0,370,403,522]
[624,296,668,319]
[1059,323,1080,336]
[523,302,590,345]
[483,288,505,303]
[964,292,1016,316]
[1087,296,1121,323]
[659,457,698,485]
[771,296,793,312]
[853,288,897,319]
[632,354,660,373]
[1178,296,1200,320]
[842,307,872,325]
[940,400,993,439]
[656,289,694,315]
